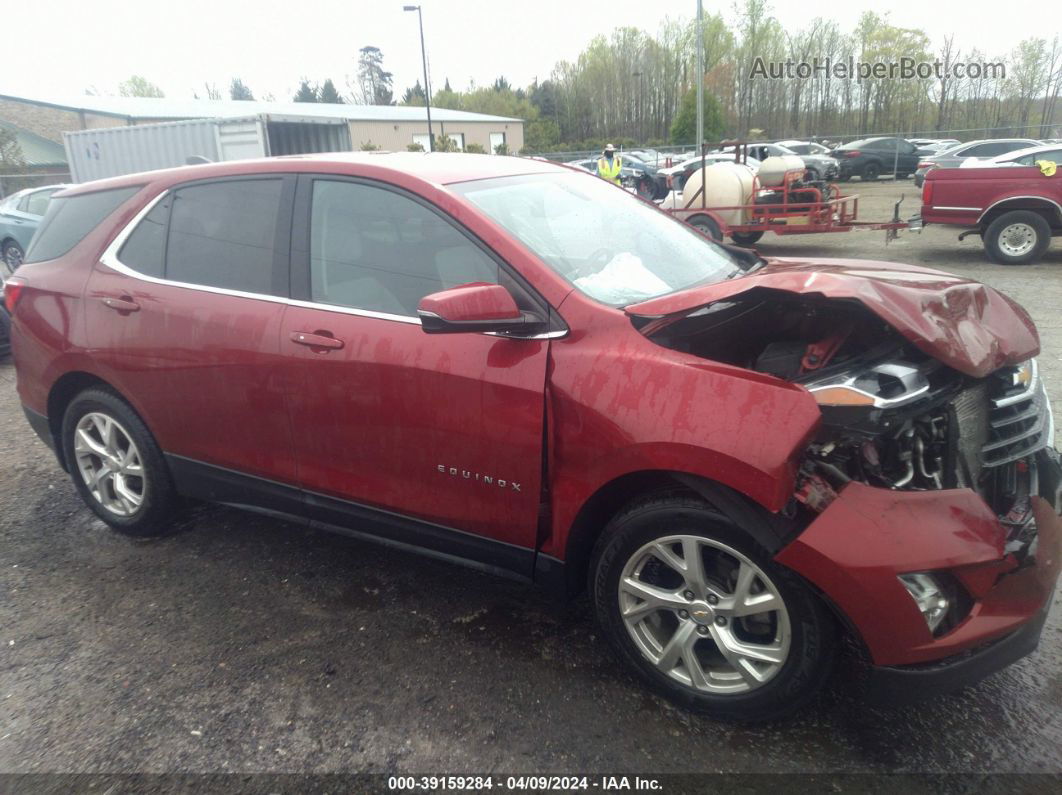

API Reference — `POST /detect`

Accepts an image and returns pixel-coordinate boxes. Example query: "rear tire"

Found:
[687,215,722,241]
[862,162,880,181]
[730,231,764,246]
[61,388,183,536]
[591,494,836,722]
[983,210,1051,265]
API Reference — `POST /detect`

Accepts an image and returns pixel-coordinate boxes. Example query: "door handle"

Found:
[101,296,140,313]
[290,331,344,350]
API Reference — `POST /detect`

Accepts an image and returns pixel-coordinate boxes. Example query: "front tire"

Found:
[62,388,182,536]
[2,240,24,278]
[591,494,835,721]
[983,210,1051,265]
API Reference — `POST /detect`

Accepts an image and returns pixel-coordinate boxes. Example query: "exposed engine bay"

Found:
[644,289,1056,553]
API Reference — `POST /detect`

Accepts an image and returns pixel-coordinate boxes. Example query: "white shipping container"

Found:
[63,115,352,182]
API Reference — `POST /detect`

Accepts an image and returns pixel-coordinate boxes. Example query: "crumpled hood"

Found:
[626,257,1039,378]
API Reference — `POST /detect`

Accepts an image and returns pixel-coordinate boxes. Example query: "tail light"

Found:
[666,174,674,189]
[3,279,24,312]
[922,178,933,205]
[917,162,935,170]
[843,150,861,158]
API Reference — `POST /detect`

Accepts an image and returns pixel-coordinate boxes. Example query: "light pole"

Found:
[403,5,434,151]
[695,0,704,151]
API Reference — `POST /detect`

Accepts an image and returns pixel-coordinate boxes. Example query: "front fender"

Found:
[545,318,822,557]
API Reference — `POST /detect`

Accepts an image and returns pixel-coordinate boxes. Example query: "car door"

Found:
[897,140,920,172]
[85,175,299,487]
[279,175,551,562]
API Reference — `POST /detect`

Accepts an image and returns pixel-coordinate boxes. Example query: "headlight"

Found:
[899,573,950,633]
[808,361,930,408]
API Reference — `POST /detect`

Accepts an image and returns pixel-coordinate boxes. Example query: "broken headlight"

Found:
[807,361,931,408]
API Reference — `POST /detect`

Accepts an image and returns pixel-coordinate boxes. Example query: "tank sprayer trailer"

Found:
[663,142,910,245]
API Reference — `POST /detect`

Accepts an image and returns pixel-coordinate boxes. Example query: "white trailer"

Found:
[63,114,352,182]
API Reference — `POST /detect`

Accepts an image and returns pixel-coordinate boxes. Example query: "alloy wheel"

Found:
[73,412,146,517]
[998,223,1037,258]
[618,534,791,694]
[2,244,23,275]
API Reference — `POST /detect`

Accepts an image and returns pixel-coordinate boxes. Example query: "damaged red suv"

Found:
[6,153,1060,720]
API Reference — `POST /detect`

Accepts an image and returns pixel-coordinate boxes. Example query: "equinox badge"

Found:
[437,465,521,492]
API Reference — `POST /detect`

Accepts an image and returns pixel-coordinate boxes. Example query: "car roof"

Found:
[56,152,570,198]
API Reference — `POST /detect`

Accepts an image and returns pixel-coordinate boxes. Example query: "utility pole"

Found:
[695,0,704,151]
[404,5,434,151]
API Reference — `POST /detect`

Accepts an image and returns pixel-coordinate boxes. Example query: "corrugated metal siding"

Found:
[64,118,220,182]
[266,121,351,155]
[62,115,355,182]
[216,119,268,160]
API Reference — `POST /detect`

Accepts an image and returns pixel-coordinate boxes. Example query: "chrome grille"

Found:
[982,362,1051,467]
[951,382,990,486]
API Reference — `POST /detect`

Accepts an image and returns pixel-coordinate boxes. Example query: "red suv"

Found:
[6,153,1060,721]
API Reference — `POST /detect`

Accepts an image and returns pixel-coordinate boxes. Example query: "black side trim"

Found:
[22,405,55,453]
[866,604,1050,705]
[164,453,535,582]
[165,453,304,517]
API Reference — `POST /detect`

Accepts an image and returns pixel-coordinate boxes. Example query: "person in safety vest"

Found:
[597,144,623,185]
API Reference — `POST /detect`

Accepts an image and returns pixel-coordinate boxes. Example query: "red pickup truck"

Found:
[920,164,1062,264]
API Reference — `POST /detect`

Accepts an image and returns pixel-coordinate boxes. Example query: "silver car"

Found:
[913,139,1041,186]
[974,143,1062,168]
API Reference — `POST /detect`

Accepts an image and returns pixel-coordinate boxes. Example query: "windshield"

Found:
[452,172,740,306]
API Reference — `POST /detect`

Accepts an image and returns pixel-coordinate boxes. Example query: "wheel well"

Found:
[980,200,1062,230]
[559,470,794,598]
[46,371,113,470]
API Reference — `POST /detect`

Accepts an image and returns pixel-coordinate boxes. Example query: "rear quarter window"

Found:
[24,186,140,264]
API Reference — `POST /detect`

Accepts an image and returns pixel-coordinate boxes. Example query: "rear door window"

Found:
[24,186,139,263]
[165,179,284,295]
[25,188,58,216]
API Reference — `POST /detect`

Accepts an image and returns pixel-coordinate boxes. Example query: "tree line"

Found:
[403,3,1061,152]
[75,1,1062,156]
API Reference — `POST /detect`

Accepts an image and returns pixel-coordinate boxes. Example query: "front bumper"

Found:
[775,450,1062,672]
[866,601,1051,704]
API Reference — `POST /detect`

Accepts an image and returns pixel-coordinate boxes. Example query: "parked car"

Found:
[736,143,839,182]
[0,300,9,359]
[918,160,1062,263]
[913,139,1041,187]
[0,184,70,277]
[659,153,763,192]
[972,143,1062,168]
[566,157,668,200]
[908,138,960,150]
[7,154,1060,721]
[830,137,921,180]
[775,140,832,156]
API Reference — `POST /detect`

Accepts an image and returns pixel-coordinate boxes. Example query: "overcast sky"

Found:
[2,0,1054,103]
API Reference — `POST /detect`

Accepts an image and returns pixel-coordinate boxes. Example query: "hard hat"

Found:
[604,144,616,153]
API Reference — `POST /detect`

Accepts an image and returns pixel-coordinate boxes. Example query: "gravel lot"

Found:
[1,180,1060,778]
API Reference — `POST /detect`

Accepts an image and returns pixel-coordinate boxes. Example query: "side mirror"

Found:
[417,283,545,335]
